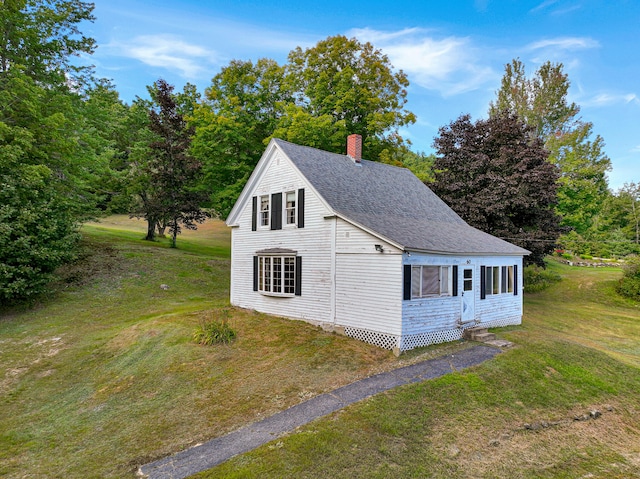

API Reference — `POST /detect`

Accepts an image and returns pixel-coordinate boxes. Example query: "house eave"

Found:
[324,213,405,251]
[404,247,529,256]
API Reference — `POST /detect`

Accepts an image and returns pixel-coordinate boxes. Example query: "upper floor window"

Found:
[260,195,270,227]
[285,191,296,225]
[251,189,305,231]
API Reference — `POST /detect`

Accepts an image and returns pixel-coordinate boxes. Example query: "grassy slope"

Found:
[1,218,639,478]
[0,217,416,478]
[198,262,640,479]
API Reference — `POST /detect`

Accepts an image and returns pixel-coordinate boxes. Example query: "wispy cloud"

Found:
[530,0,560,14]
[108,34,218,79]
[580,92,640,108]
[348,27,497,96]
[530,0,581,16]
[528,37,600,51]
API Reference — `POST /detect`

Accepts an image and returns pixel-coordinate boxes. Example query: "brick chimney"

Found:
[346,134,362,163]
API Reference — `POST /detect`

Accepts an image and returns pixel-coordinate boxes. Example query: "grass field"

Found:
[1,216,639,478]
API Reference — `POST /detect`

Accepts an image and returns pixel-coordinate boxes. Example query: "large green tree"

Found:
[432,112,563,267]
[0,71,81,301]
[0,0,96,84]
[192,36,416,218]
[190,58,290,218]
[131,79,207,247]
[0,0,98,302]
[285,35,416,159]
[489,59,611,235]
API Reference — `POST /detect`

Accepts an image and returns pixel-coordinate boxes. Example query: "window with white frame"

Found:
[410,265,451,298]
[251,189,304,231]
[259,195,270,227]
[504,265,514,293]
[484,265,514,296]
[258,255,296,295]
[285,191,296,225]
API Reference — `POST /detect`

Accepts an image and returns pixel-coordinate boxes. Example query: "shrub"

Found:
[524,265,562,293]
[193,309,237,345]
[616,255,640,301]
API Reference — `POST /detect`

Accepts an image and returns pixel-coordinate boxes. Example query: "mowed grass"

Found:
[1,218,640,478]
[197,261,640,479]
[0,217,415,478]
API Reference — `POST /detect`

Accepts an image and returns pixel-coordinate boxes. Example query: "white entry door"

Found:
[461,267,475,323]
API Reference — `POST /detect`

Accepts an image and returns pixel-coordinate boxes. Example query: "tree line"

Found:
[1,0,638,302]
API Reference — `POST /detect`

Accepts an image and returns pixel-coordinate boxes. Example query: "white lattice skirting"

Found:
[344,316,521,352]
[343,327,399,351]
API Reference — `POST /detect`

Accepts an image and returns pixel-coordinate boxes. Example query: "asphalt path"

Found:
[139,344,501,479]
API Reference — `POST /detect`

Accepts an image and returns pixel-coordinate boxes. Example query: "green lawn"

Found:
[1,218,639,478]
[199,260,640,479]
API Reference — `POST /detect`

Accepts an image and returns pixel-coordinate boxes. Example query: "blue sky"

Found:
[85,0,639,190]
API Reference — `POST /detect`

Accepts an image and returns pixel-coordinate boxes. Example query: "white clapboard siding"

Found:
[228,139,525,351]
[401,253,523,337]
[334,219,403,335]
[230,151,334,323]
[474,255,523,327]
[402,253,464,335]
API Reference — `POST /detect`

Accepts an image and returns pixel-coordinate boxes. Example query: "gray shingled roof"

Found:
[275,139,528,255]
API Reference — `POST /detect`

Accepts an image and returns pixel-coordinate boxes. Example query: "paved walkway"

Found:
[138,344,501,479]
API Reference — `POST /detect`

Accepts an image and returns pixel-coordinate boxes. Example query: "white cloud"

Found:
[527,37,600,51]
[530,0,560,14]
[580,92,640,108]
[348,27,497,96]
[110,34,218,79]
[529,0,581,16]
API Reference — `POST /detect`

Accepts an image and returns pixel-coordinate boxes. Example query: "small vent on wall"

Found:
[345,232,350,238]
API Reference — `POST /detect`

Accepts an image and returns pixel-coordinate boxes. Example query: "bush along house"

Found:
[225,134,529,353]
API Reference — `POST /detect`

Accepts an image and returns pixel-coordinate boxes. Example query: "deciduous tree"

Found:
[132,79,207,247]
[489,59,611,234]
[0,0,98,302]
[432,112,563,267]
[192,36,417,218]
[286,35,416,159]
[190,58,290,218]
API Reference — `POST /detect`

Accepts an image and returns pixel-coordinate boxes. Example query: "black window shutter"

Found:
[452,265,458,297]
[270,193,282,230]
[295,256,302,296]
[253,256,258,291]
[251,196,257,231]
[514,264,518,296]
[480,266,486,300]
[501,266,507,294]
[297,188,305,228]
[403,265,411,300]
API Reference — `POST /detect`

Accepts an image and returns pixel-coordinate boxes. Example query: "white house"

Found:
[225,135,529,352]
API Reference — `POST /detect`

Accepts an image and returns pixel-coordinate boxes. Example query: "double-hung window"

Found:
[285,191,296,225]
[482,265,516,298]
[410,265,451,298]
[259,195,270,227]
[485,266,500,295]
[251,189,305,231]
